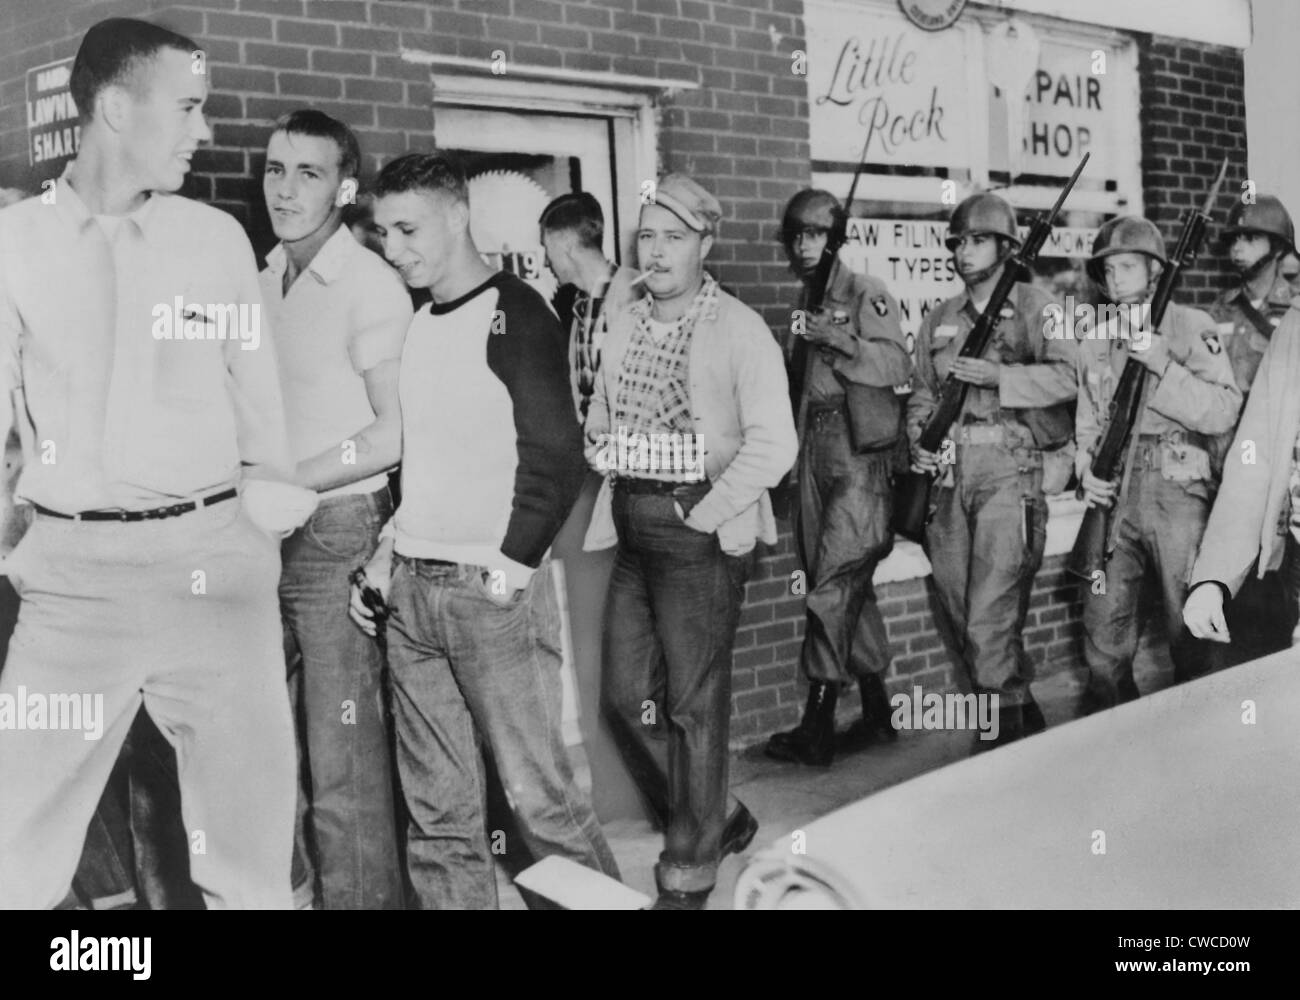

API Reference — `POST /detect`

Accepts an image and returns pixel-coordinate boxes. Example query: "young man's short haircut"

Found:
[70,17,199,119]
[373,152,469,206]
[539,192,604,251]
[272,109,362,181]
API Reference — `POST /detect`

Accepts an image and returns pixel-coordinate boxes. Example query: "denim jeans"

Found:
[281,487,403,910]
[602,481,752,895]
[386,555,619,909]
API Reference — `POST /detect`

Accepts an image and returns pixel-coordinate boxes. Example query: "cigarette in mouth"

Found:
[630,270,654,286]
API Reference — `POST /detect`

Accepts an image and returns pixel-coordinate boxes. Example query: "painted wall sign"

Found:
[26,57,79,183]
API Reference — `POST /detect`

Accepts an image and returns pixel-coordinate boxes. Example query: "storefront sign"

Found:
[840,217,1097,345]
[26,58,79,182]
[990,38,1124,185]
[807,4,970,170]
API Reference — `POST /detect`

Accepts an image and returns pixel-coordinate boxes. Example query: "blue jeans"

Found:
[281,488,403,909]
[386,555,619,909]
[602,481,752,895]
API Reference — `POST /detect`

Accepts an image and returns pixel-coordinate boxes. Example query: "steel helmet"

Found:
[780,188,846,250]
[1087,216,1168,285]
[944,193,1021,251]
[1220,195,1296,256]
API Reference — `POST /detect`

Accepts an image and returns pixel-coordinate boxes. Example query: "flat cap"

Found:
[652,173,722,233]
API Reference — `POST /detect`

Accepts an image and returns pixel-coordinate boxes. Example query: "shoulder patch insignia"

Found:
[871,295,889,317]
[1201,330,1223,355]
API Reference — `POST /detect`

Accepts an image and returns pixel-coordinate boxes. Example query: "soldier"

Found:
[1206,196,1298,663]
[763,189,912,767]
[1210,196,1296,395]
[908,193,1075,749]
[1076,217,1242,711]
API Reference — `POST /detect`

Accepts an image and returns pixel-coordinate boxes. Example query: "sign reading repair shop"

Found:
[988,37,1128,187]
[806,2,969,170]
[840,218,1098,346]
[26,57,79,181]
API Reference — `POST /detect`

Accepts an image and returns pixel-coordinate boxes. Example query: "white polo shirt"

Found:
[260,225,412,498]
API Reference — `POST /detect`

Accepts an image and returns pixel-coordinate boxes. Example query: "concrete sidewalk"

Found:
[501,659,1176,909]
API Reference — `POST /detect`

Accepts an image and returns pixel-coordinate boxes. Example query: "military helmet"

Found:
[780,188,846,250]
[1087,216,1168,285]
[945,193,1021,251]
[1220,195,1296,256]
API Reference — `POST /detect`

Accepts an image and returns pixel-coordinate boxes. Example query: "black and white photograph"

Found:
[0,0,1294,963]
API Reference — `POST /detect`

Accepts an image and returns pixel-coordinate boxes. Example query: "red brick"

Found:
[485,16,542,43]
[278,72,341,98]
[207,11,273,39]
[341,26,400,52]
[735,646,775,670]
[372,2,429,30]
[312,49,372,74]
[245,41,309,70]
[736,688,778,715]
[275,18,338,46]
[345,78,404,103]
[565,5,612,28]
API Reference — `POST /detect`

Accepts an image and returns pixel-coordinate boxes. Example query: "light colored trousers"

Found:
[0,500,295,909]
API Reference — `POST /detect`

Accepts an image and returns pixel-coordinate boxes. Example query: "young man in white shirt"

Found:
[260,110,412,909]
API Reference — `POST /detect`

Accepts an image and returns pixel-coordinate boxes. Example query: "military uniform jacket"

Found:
[1209,267,1294,394]
[791,263,911,439]
[906,281,1076,448]
[1074,301,1242,508]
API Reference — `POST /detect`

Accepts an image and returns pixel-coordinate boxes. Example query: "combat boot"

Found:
[764,681,837,766]
[837,673,899,752]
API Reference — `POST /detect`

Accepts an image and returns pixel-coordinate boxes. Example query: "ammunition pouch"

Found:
[837,376,903,454]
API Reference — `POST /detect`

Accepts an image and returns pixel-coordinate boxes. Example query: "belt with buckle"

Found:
[613,476,707,495]
[32,487,238,523]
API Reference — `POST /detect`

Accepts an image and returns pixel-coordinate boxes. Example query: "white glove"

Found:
[240,479,319,538]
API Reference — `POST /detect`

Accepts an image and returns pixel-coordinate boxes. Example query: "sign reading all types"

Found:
[841,218,1097,345]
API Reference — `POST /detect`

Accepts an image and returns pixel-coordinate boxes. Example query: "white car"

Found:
[735,646,1300,909]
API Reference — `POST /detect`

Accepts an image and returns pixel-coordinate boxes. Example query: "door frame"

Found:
[401,51,691,264]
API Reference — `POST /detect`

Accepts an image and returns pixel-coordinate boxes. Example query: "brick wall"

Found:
[1139,34,1250,309]
[0,3,1247,747]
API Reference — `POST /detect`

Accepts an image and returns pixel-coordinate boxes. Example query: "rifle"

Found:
[1066,157,1230,582]
[772,129,875,516]
[891,153,1090,543]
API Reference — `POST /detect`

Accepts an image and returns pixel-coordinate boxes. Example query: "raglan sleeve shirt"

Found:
[487,278,587,587]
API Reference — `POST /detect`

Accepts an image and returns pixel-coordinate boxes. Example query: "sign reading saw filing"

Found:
[26,57,79,181]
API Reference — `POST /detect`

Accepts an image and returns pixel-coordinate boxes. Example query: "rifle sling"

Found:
[1233,290,1277,342]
